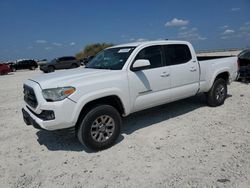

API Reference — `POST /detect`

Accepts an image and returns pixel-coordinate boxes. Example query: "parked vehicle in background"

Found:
[22,40,238,150]
[12,59,38,71]
[5,62,16,72]
[40,56,81,73]
[37,59,47,66]
[81,56,94,65]
[237,49,250,81]
[0,63,11,75]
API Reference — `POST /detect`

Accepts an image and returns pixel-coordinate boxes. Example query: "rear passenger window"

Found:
[164,44,192,65]
[134,45,163,69]
[66,57,75,61]
[58,57,65,61]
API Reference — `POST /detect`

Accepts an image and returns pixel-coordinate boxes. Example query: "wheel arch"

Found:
[75,95,125,130]
[215,71,229,82]
[207,70,230,92]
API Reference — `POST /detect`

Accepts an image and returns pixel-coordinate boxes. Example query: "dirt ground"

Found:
[0,69,250,188]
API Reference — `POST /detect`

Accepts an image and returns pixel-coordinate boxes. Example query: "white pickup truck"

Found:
[22,40,238,150]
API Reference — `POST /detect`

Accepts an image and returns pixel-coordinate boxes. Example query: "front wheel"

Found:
[30,66,36,70]
[77,105,121,150]
[206,78,227,107]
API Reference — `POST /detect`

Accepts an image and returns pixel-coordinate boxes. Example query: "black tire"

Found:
[71,64,78,69]
[206,78,227,107]
[47,66,55,73]
[11,67,16,72]
[30,66,36,70]
[77,105,121,150]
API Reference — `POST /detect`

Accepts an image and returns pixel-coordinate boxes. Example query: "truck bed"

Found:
[198,56,238,92]
[197,55,234,61]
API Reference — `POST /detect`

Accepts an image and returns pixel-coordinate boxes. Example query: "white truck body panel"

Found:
[22,40,238,130]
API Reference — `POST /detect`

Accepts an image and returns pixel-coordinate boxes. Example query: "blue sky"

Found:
[0,0,249,61]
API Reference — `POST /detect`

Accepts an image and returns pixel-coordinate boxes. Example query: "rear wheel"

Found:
[71,64,78,69]
[30,66,36,70]
[77,105,121,150]
[206,78,227,107]
[47,66,55,73]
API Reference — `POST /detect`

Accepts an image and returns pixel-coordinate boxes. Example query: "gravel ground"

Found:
[0,69,250,188]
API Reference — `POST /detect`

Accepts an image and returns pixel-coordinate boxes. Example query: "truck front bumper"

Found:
[22,98,77,131]
[22,79,78,131]
[22,108,44,130]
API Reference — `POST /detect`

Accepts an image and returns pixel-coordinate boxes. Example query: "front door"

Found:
[128,45,171,112]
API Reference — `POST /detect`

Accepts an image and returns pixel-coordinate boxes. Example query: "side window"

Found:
[58,57,66,62]
[67,57,76,61]
[20,61,25,65]
[64,57,70,61]
[244,52,250,60]
[134,45,163,69]
[164,44,192,65]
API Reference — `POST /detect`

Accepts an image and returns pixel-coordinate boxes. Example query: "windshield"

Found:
[85,47,135,70]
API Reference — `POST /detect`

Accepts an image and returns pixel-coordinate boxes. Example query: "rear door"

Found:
[164,44,199,100]
[21,61,28,69]
[65,57,76,68]
[128,45,171,112]
[57,57,67,69]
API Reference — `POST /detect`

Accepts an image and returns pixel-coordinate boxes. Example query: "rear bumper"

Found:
[239,67,250,78]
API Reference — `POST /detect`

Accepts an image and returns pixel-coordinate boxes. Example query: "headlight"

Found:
[42,87,76,101]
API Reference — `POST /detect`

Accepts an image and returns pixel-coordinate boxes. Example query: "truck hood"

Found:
[30,68,112,89]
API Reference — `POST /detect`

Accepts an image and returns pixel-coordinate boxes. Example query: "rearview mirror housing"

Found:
[132,59,150,71]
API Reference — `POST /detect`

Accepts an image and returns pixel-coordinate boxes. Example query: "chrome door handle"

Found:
[161,72,170,77]
[190,67,197,72]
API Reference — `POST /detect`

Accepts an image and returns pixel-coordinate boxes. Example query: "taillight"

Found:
[237,59,240,71]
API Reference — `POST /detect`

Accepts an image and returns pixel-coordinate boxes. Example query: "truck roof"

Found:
[111,40,189,48]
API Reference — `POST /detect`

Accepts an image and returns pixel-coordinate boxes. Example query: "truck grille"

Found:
[23,84,38,108]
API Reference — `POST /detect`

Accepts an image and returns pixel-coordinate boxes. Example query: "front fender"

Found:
[69,88,129,124]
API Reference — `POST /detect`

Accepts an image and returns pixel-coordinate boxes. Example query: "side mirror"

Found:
[132,59,150,71]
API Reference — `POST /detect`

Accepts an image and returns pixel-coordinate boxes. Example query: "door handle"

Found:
[161,72,170,77]
[190,67,197,72]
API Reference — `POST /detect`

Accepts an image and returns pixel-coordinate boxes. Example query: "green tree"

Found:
[76,43,113,60]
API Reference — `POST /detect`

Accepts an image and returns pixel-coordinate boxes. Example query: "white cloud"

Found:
[221,25,229,29]
[231,8,240,11]
[136,38,148,42]
[223,29,235,35]
[36,40,47,44]
[45,47,52,50]
[165,18,189,27]
[26,46,33,50]
[129,38,148,42]
[178,27,207,41]
[70,42,76,46]
[239,23,250,32]
[52,42,62,47]
[180,26,187,30]
[220,22,250,40]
